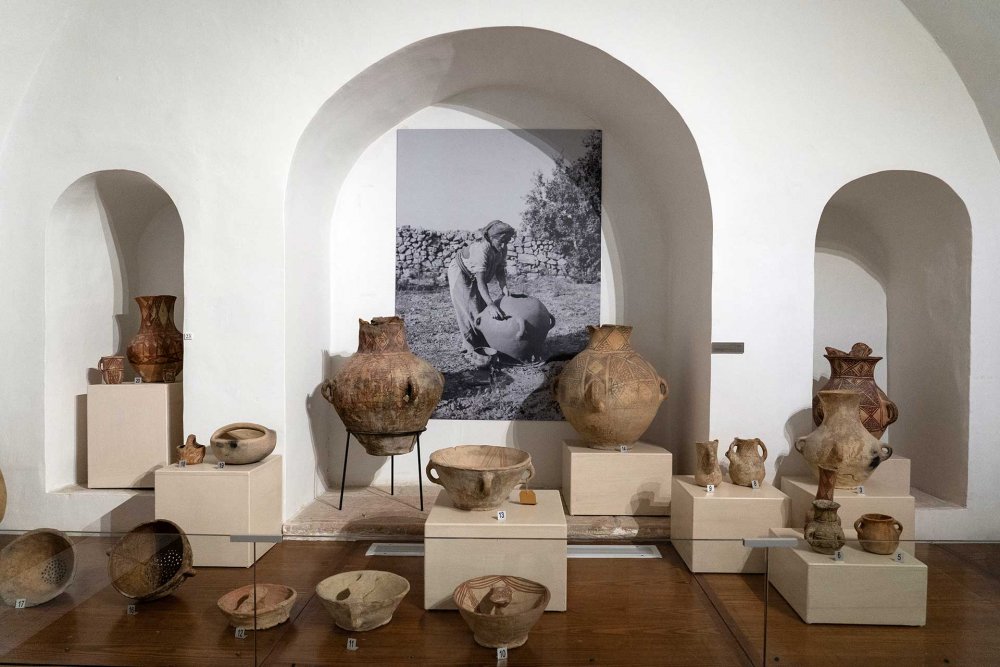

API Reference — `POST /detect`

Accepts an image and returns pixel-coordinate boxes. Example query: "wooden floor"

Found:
[2,539,999,666]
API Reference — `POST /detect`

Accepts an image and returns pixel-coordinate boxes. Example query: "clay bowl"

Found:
[426,445,534,511]
[210,422,276,464]
[454,575,550,649]
[217,583,297,630]
[108,519,195,602]
[316,570,409,632]
[0,529,76,607]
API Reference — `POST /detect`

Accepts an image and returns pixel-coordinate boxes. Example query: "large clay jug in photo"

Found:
[475,295,555,364]
[322,316,444,456]
[553,325,668,449]
[813,343,897,438]
[126,295,183,383]
[725,438,767,487]
[796,390,892,488]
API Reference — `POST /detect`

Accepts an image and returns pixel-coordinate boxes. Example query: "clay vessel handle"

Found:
[480,471,493,495]
[98,358,105,371]
[893,520,903,536]
[879,444,893,461]
[793,437,805,454]
[321,379,335,404]
[522,462,535,483]
[425,462,442,485]
[757,440,768,461]
[551,376,560,398]
[514,318,526,340]
[885,400,899,427]
[853,517,864,533]
[183,567,197,579]
[804,526,816,541]
[547,314,556,331]
[658,377,669,401]
[584,382,606,413]
[727,440,738,456]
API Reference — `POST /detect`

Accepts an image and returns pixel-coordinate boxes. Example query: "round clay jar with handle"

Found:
[98,355,125,384]
[725,438,767,487]
[854,513,903,555]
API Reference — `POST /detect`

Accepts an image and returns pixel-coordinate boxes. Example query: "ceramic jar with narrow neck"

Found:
[804,499,845,555]
[813,342,898,438]
[126,295,183,383]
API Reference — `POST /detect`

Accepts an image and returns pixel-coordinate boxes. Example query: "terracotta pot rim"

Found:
[452,574,550,616]
[859,513,895,522]
[217,583,296,617]
[823,353,882,362]
[315,570,410,606]
[429,445,531,472]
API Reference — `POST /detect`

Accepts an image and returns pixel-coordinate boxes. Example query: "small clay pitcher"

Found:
[98,355,125,384]
[725,438,767,487]
[854,513,903,555]
[694,440,722,487]
[804,499,846,555]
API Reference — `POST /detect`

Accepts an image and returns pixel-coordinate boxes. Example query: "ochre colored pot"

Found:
[126,295,183,383]
[725,438,767,487]
[694,440,722,487]
[475,295,555,363]
[813,343,898,438]
[427,445,534,511]
[854,513,903,555]
[804,499,845,555]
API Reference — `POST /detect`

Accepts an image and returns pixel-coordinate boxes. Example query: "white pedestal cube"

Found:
[154,455,282,567]
[561,440,672,516]
[87,383,182,488]
[424,489,567,611]
[671,475,790,573]
[767,528,927,626]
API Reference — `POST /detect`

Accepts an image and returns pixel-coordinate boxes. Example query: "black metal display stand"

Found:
[338,429,425,511]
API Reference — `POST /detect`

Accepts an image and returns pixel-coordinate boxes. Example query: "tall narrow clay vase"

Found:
[126,295,183,383]
[553,325,668,449]
[796,390,892,489]
[694,440,723,487]
[322,317,444,456]
[813,343,898,438]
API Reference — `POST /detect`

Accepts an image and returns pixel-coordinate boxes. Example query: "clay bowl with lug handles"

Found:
[217,583,297,630]
[316,570,409,632]
[210,422,276,464]
[453,575,550,649]
[0,528,76,607]
[426,445,534,511]
[108,519,195,602]
[854,513,903,555]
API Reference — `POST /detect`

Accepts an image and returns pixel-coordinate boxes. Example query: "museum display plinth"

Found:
[424,489,567,611]
[767,528,927,626]
[86,382,182,488]
[154,455,282,567]
[561,440,671,516]
[671,475,790,573]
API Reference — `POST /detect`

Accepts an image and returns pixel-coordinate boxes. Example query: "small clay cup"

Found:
[99,355,125,384]
[854,513,903,555]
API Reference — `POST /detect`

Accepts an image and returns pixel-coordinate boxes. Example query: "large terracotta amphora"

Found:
[813,342,898,438]
[474,295,555,364]
[725,438,767,487]
[553,325,668,449]
[126,295,183,383]
[796,390,892,489]
[322,316,444,456]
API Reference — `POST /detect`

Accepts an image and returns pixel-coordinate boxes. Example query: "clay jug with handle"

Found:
[725,437,767,487]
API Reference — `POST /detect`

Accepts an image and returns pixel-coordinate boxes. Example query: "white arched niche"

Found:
[45,170,184,490]
[814,171,970,506]
[284,27,713,515]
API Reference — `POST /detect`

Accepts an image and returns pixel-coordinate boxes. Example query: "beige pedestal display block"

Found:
[671,475,790,573]
[767,528,926,625]
[781,476,915,553]
[561,441,672,516]
[424,489,566,611]
[154,455,282,567]
[859,456,910,496]
[87,383,182,488]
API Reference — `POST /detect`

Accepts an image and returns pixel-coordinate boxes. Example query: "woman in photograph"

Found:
[447,219,516,354]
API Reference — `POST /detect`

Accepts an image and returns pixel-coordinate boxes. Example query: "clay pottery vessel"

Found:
[0,529,76,607]
[854,513,903,555]
[805,465,840,526]
[217,583,297,630]
[98,355,125,384]
[475,295,555,363]
[725,438,767,487]
[454,575,550,649]
[804,499,846,555]
[0,464,6,524]
[694,440,723,487]
[126,295,183,383]
[210,423,276,464]
[796,390,892,488]
[554,325,668,448]
[426,445,534,511]
[108,519,195,601]
[813,342,898,438]
[322,317,444,456]
[177,434,206,465]
[316,570,409,632]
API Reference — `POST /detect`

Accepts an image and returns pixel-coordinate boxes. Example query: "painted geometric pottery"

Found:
[805,465,840,527]
[210,423,276,464]
[725,438,767,487]
[177,434,206,465]
[426,445,534,511]
[98,355,125,384]
[694,440,723,487]
[796,390,892,488]
[554,325,668,449]
[854,513,903,555]
[0,529,76,607]
[813,342,898,438]
[316,570,409,632]
[474,295,555,363]
[217,583,297,630]
[126,295,183,383]
[0,464,5,524]
[804,499,846,555]
[453,575,550,649]
[108,519,195,602]
[322,317,444,456]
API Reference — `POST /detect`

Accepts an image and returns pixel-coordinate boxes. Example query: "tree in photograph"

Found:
[521,130,602,283]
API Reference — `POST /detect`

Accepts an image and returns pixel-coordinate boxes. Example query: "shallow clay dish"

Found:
[454,575,549,649]
[210,422,276,464]
[426,445,534,511]
[217,583,297,630]
[108,519,195,602]
[0,528,76,607]
[316,570,409,632]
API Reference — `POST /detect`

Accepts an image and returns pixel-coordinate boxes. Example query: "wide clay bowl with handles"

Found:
[426,445,534,511]
[210,422,277,464]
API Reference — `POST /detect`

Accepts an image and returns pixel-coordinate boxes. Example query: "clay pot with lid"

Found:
[725,438,767,487]
[322,317,444,456]
[126,295,183,383]
[854,513,903,555]
[813,342,898,438]
[427,445,534,511]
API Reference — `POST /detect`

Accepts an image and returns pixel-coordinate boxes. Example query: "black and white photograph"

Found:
[395,128,602,421]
